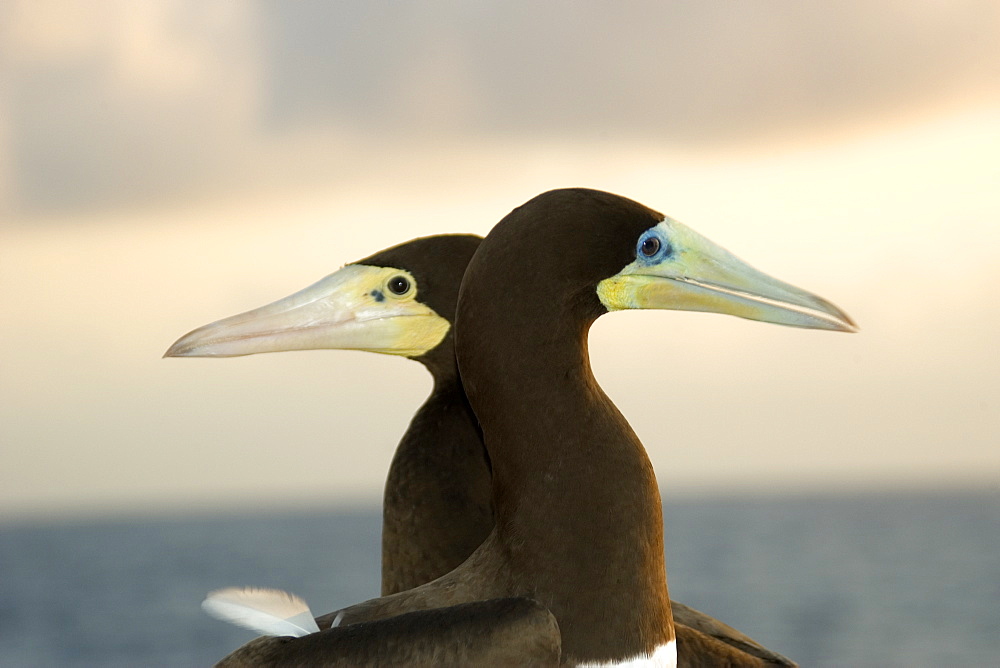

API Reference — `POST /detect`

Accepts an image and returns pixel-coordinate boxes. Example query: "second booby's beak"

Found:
[165,264,450,358]
[597,218,857,332]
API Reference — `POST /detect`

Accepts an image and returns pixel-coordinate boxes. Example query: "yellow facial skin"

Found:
[165,265,450,359]
[597,219,856,332]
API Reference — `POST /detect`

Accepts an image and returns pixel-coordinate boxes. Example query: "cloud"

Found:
[1,0,261,213]
[2,1,999,215]
[258,1,1000,139]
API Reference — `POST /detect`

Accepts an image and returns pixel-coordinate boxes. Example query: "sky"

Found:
[1,1,998,520]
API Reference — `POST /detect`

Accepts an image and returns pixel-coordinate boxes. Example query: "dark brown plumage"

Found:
[211,188,853,665]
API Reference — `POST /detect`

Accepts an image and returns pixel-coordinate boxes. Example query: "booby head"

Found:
[164,234,482,369]
[459,188,856,337]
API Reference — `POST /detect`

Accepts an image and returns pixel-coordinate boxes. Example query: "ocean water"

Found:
[1,490,997,667]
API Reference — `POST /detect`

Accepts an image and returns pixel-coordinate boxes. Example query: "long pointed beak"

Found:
[597,218,857,332]
[165,264,450,358]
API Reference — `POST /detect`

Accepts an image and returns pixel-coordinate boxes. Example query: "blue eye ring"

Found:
[637,230,671,262]
[640,236,660,257]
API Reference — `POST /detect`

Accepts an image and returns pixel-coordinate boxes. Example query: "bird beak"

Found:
[597,219,857,332]
[164,265,450,358]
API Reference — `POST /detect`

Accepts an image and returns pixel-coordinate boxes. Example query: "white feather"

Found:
[578,640,677,668]
[202,587,320,638]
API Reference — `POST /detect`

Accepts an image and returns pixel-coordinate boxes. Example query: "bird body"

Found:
[173,189,854,665]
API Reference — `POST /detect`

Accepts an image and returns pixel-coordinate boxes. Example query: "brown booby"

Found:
[168,234,798,665]
[167,235,494,596]
[202,189,854,666]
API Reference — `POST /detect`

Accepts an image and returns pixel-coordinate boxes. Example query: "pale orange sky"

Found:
[1,3,998,519]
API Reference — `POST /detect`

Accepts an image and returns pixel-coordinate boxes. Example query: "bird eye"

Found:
[387,275,411,296]
[640,236,661,257]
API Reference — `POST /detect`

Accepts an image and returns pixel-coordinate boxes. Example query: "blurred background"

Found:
[1,2,998,666]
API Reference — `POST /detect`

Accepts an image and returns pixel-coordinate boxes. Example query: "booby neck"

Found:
[381,364,491,595]
[455,195,674,663]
